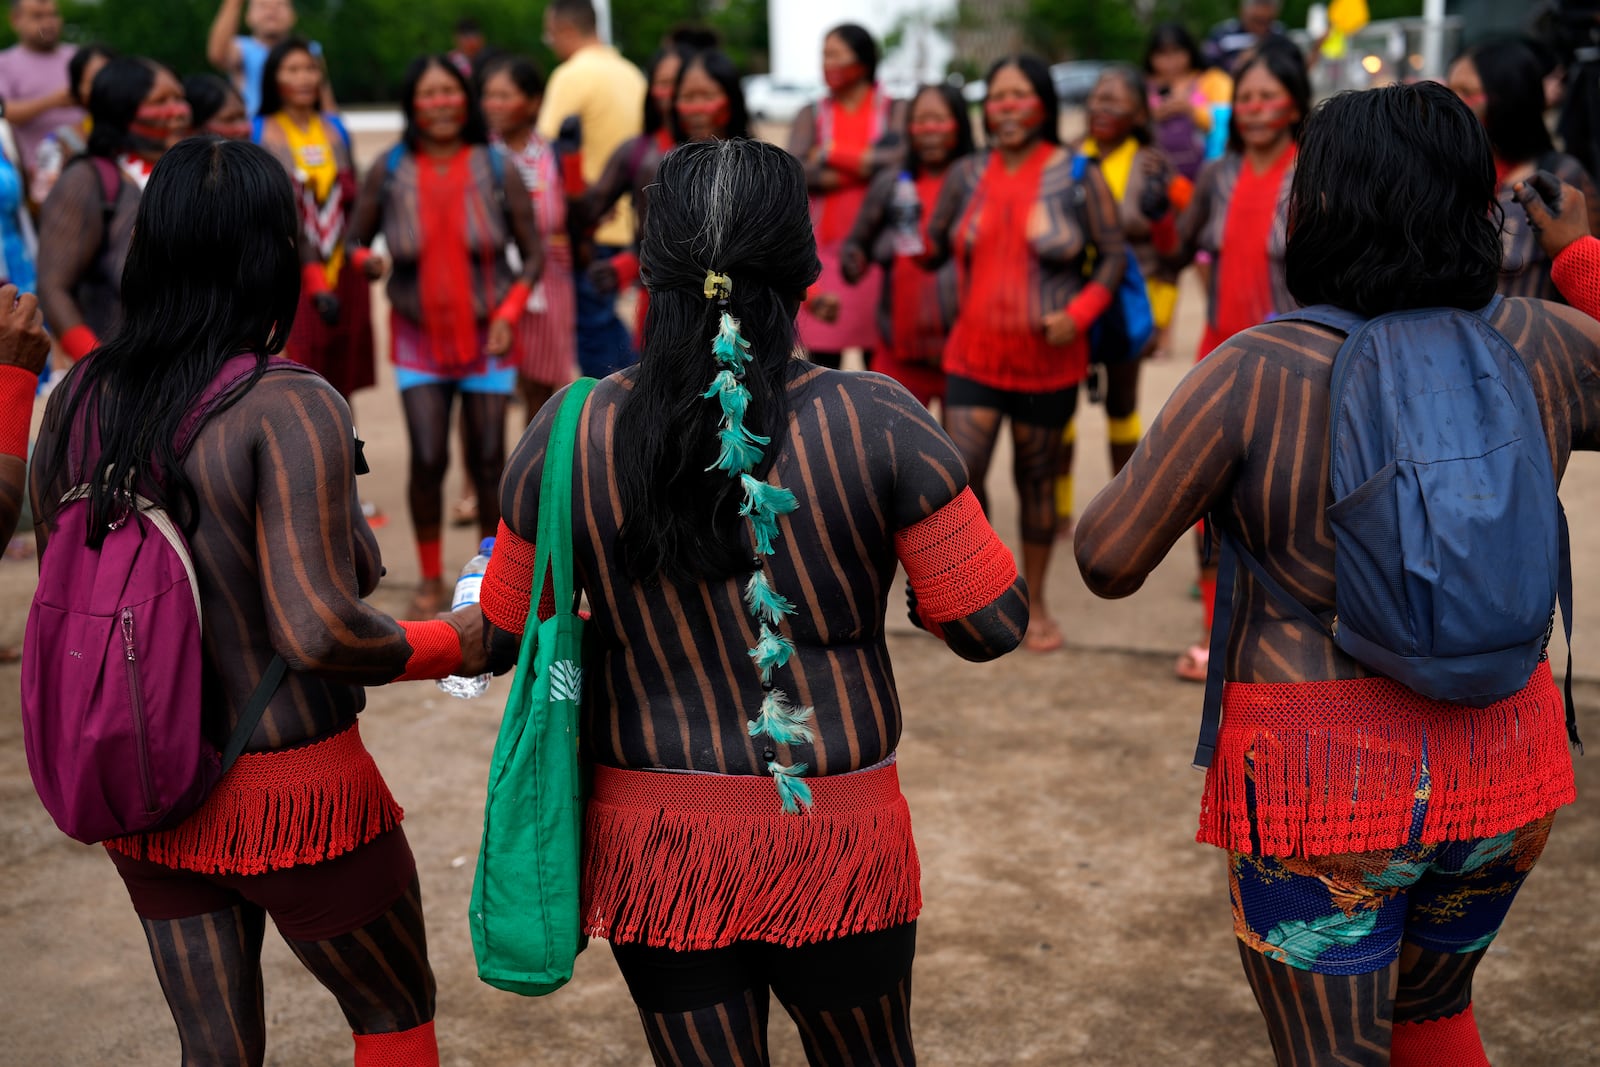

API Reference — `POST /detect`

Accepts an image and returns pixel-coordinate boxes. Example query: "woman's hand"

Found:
[1516,173,1589,261]
[486,317,515,357]
[807,292,842,324]
[1042,309,1078,347]
[362,253,388,280]
[0,287,49,375]
[586,258,619,296]
[446,605,489,677]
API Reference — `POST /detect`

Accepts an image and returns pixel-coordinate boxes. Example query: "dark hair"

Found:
[1095,64,1153,145]
[1285,83,1501,318]
[984,54,1061,145]
[1456,40,1555,164]
[255,37,318,118]
[454,16,482,36]
[904,83,975,177]
[40,139,302,546]
[86,57,163,159]
[182,74,240,129]
[616,139,821,584]
[1143,21,1204,76]
[547,0,596,36]
[67,43,115,106]
[668,49,750,143]
[826,23,879,85]
[399,55,488,150]
[1227,38,1309,154]
[479,54,545,101]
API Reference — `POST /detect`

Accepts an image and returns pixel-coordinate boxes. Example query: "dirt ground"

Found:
[3,131,1600,1065]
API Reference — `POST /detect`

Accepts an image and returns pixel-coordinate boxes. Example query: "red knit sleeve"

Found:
[894,488,1019,624]
[394,620,461,681]
[609,251,640,290]
[1551,235,1600,321]
[0,364,35,460]
[480,519,556,636]
[1065,281,1114,337]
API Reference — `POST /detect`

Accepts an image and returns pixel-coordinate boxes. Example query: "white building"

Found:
[768,0,958,95]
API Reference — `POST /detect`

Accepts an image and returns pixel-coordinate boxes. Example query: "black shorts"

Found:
[945,374,1079,427]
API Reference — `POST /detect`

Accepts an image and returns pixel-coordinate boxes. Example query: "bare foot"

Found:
[1175,644,1209,682]
[408,579,448,620]
[450,495,478,528]
[1023,616,1065,653]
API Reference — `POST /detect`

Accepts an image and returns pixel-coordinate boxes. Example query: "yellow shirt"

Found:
[537,42,646,247]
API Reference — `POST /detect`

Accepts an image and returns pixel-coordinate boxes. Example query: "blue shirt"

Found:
[237,36,322,118]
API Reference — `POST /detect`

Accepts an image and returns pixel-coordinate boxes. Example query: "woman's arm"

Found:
[920,159,970,272]
[570,138,635,235]
[841,168,895,283]
[0,289,49,546]
[36,161,107,359]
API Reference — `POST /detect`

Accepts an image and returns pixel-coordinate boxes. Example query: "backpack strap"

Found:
[1271,303,1367,335]
[175,355,311,456]
[219,655,288,773]
[1558,504,1581,751]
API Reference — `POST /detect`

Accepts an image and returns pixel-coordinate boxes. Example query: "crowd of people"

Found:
[3,0,1600,1063]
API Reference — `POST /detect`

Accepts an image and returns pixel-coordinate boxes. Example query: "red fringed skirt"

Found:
[1198,664,1576,858]
[583,762,921,951]
[103,723,402,876]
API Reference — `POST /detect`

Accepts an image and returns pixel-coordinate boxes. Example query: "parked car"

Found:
[742,75,822,124]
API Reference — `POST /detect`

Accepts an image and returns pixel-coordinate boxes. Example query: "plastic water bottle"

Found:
[438,537,495,699]
[889,172,925,257]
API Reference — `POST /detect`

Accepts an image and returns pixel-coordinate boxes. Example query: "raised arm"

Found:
[36,160,107,359]
[206,0,245,74]
[1075,340,1248,597]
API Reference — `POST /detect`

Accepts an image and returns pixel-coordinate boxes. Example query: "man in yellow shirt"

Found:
[539,0,646,376]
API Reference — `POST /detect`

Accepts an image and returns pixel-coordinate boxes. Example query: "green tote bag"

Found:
[470,378,596,996]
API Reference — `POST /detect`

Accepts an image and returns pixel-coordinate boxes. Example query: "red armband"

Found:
[609,251,640,290]
[561,153,587,198]
[894,487,1018,624]
[1065,282,1114,337]
[61,324,98,361]
[350,247,373,274]
[495,281,533,325]
[301,262,331,297]
[480,519,556,636]
[1551,235,1600,321]
[394,620,461,681]
[1167,175,1194,214]
[0,363,36,459]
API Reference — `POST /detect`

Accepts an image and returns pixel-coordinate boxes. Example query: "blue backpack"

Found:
[1195,296,1577,766]
[1071,154,1155,361]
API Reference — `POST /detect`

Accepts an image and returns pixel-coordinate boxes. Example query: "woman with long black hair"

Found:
[349,54,544,617]
[1449,39,1600,302]
[31,137,486,1067]
[37,56,190,363]
[925,53,1127,653]
[478,138,1027,1065]
[183,73,250,139]
[839,82,974,407]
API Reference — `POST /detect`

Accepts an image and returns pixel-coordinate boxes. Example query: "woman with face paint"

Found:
[1166,38,1308,683]
[1449,40,1600,302]
[1054,65,1188,536]
[925,54,1128,654]
[838,83,974,408]
[38,56,190,362]
[30,43,116,206]
[349,55,544,617]
[254,38,379,408]
[480,54,577,425]
[183,74,250,140]
[788,23,907,370]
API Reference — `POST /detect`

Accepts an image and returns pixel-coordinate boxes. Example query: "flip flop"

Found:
[1024,617,1065,653]
[1175,644,1209,682]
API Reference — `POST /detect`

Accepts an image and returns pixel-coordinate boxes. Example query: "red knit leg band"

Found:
[417,539,442,582]
[395,620,461,681]
[0,364,36,459]
[480,519,556,635]
[894,487,1018,624]
[353,1020,439,1067]
[1391,1005,1488,1067]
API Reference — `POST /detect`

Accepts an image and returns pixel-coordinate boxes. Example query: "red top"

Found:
[417,148,488,372]
[815,88,884,246]
[887,173,951,367]
[1200,145,1295,358]
[946,143,1096,393]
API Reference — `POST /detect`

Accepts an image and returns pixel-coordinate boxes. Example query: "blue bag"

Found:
[1195,296,1577,766]
[1071,154,1154,363]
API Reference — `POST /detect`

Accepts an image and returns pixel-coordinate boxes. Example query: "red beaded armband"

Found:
[394,620,461,681]
[894,488,1018,624]
[0,364,36,459]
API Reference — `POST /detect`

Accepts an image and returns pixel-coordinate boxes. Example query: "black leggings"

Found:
[611,922,917,1066]
[400,383,508,544]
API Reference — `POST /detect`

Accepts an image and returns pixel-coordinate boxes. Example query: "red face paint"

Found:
[824,61,866,92]
[650,85,675,112]
[984,97,1044,130]
[909,119,958,137]
[129,101,190,143]
[1235,98,1297,130]
[207,120,253,141]
[416,89,468,124]
[676,98,730,128]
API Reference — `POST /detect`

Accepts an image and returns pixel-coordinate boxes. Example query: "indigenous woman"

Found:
[0,286,48,548]
[30,44,116,206]
[480,137,1026,1067]
[254,38,378,405]
[33,137,487,1067]
[38,57,191,363]
[925,54,1127,653]
[481,55,577,425]
[1167,38,1308,682]
[1144,22,1230,183]
[349,55,544,617]
[1449,40,1600,302]
[839,83,974,408]
[1055,66,1187,534]
[788,24,906,370]
[1078,82,1594,1067]
[183,73,250,139]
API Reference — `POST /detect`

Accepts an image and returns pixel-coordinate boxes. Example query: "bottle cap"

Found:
[480,536,496,556]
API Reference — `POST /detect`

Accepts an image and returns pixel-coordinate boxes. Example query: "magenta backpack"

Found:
[21,355,305,843]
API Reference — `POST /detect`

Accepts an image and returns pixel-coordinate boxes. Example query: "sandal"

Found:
[1175,643,1209,682]
[1024,616,1065,653]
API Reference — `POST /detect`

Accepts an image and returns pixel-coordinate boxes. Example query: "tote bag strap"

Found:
[531,379,597,620]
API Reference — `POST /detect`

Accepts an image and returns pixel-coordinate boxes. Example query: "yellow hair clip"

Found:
[703,270,733,301]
